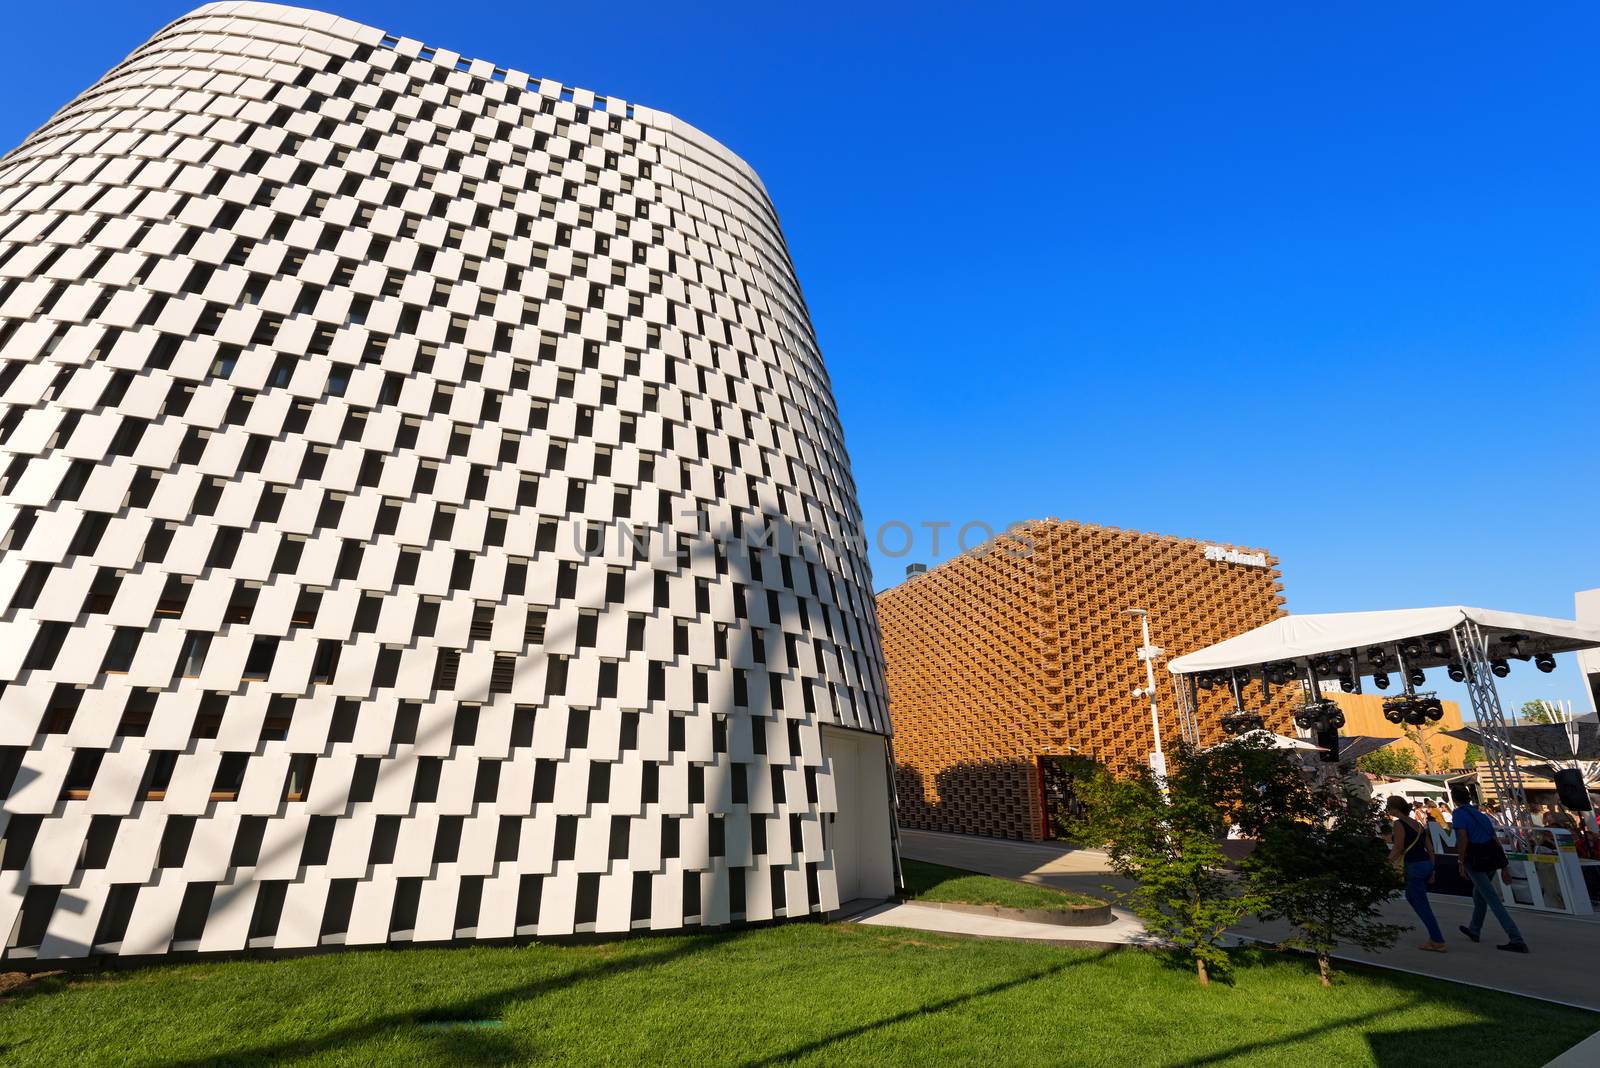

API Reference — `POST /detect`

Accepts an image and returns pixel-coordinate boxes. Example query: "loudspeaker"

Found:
[1316,726,1340,763]
[1554,768,1592,812]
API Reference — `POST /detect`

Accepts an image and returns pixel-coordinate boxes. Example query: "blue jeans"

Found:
[1465,866,1525,944]
[1404,860,1444,942]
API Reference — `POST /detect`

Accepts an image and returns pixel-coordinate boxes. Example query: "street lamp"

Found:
[1121,608,1167,779]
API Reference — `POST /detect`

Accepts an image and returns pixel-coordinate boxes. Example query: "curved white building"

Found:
[0,3,894,960]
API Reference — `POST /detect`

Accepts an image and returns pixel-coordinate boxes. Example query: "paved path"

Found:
[898,828,1600,1013]
[852,900,1152,948]
[1544,1027,1600,1067]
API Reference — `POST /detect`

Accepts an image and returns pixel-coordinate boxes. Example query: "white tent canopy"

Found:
[1167,606,1600,677]
[1369,777,1448,800]
[1212,729,1325,752]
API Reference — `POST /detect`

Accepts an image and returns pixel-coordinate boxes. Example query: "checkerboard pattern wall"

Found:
[0,2,890,960]
[878,520,1289,840]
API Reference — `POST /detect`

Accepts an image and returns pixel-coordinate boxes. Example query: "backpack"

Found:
[1459,808,1510,873]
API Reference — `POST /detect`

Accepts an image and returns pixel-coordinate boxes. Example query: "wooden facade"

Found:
[878,519,1290,840]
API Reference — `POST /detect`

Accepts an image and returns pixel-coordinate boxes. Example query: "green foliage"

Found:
[1071,739,1282,984]
[1076,733,1407,987]
[1245,778,1406,984]
[1180,733,1313,837]
[1402,724,1440,774]
[1356,745,1420,777]
[1520,700,1557,725]
[0,926,1593,1067]
[899,859,1101,910]
[1044,754,1105,840]
[1463,743,1484,768]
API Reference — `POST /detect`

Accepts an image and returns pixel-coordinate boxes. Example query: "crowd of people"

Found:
[1389,795,1600,857]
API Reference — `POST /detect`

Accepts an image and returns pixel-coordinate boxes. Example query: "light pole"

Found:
[1121,608,1167,779]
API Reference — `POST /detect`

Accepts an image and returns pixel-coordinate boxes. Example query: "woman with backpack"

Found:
[1386,794,1447,952]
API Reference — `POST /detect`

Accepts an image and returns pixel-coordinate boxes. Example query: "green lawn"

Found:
[900,858,1102,910]
[0,924,1592,1066]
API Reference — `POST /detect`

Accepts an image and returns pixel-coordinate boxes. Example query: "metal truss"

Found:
[1453,619,1532,846]
[1172,672,1202,749]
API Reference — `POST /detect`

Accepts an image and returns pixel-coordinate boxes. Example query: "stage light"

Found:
[1221,711,1265,735]
[1373,671,1390,690]
[1366,646,1388,666]
[1535,653,1556,673]
[1295,700,1343,735]
[1339,676,1356,693]
[1408,668,1426,687]
[1196,674,1215,690]
[1491,659,1510,678]
[1504,634,1528,660]
[1446,662,1466,683]
[1382,693,1438,726]
[1428,637,1451,659]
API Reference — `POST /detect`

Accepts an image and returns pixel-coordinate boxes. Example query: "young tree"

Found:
[1244,779,1405,986]
[1402,724,1440,773]
[1071,737,1287,985]
[1519,699,1556,725]
[1182,733,1313,837]
[1463,742,1484,768]
[1356,745,1420,777]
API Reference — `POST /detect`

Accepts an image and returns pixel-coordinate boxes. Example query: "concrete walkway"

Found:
[898,828,1600,1013]
[851,899,1152,948]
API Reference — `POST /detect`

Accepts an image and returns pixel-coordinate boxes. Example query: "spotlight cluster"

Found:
[1221,711,1266,735]
[1264,661,1298,685]
[1489,634,1555,674]
[1383,693,1445,726]
[1293,700,1345,733]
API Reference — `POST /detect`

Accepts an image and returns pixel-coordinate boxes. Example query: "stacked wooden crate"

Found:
[879,519,1291,840]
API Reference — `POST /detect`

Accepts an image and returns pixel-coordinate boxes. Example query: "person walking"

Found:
[1449,785,1531,954]
[1386,795,1446,952]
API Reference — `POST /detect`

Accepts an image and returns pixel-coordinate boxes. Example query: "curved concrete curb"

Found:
[905,899,1114,927]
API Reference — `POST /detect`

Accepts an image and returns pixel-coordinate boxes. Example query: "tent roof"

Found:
[1167,606,1600,676]
[1370,777,1448,796]
[1444,722,1600,762]
[1333,735,1401,763]
[1211,729,1325,751]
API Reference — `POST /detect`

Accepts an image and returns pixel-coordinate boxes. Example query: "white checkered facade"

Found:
[0,2,890,960]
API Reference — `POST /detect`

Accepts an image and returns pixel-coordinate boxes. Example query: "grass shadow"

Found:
[137,931,734,1067]
[1169,1001,1418,1067]
[736,947,1117,1066]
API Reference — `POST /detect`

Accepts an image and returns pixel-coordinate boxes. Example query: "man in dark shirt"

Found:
[1450,785,1530,953]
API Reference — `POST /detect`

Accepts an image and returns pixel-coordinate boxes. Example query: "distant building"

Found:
[1578,589,1600,714]
[877,519,1290,841]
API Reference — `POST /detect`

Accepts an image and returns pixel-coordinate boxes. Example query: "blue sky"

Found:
[3,2,1596,714]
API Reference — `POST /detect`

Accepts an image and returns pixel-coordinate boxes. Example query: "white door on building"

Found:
[820,725,895,904]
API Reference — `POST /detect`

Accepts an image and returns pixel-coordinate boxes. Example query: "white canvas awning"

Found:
[1212,729,1325,752]
[1369,777,1448,799]
[1167,606,1600,677]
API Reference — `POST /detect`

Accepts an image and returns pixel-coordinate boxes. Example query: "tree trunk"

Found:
[1318,953,1331,987]
[1197,958,1209,986]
